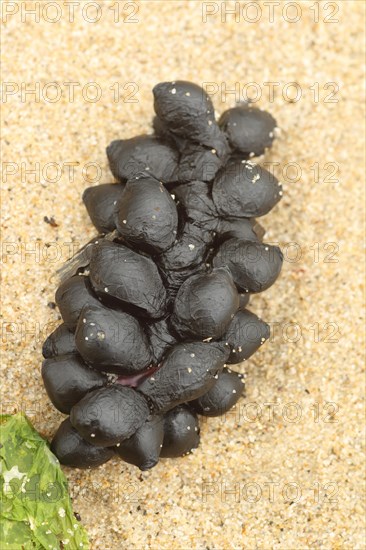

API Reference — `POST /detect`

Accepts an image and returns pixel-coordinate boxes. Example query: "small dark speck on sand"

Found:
[44,216,59,227]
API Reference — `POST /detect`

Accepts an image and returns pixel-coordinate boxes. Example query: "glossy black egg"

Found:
[106,135,179,183]
[190,367,245,416]
[160,405,200,458]
[171,268,239,340]
[222,309,270,363]
[75,303,153,375]
[42,354,108,414]
[218,104,277,156]
[114,415,164,470]
[70,385,150,447]
[51,418,114,469]
[55,275,101,330]
[42,323,77,358]
[213,239,283,293]
[115,178,178,253]
[82,183,125,234]
[212,159,282,218]
[138,341,229,413]
[153,80,228,157]
[89,240,167,319]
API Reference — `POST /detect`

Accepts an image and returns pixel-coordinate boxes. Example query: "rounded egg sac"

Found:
[190,367,245,416]
[212,158,282,218]
[160,405,200,458]
[74,303,153,375]
[55,274,101,331]
[70,385,150,447]
[115,177,179,254]
[42,323,77,358]
[51,418,114,469]
[222,309,270,363]
[82,183,125,234]
[218,104,277,156]
[42,354,108,414]
[114,415,164,471]
[213,238,283,293]
[171,267,239,340]
[153,80,228,157]
[137,341,229,414]
[106,135,179,183]
[89,240,167,319]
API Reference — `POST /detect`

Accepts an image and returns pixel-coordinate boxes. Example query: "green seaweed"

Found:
[0,413,89,549]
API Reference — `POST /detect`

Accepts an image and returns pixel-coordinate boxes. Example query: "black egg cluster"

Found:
[43,81,283,471]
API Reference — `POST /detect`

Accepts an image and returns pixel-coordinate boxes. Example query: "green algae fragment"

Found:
[0,413,89,549]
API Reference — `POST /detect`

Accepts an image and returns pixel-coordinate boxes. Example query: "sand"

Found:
[1,1,365,548]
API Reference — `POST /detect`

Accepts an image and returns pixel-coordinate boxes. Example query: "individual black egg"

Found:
[89,240,167,319]
[190,368,245,416]
[212,159,282,218]
[147,318,177,363]
[160,405,200,458]
[75,303,153,375]
[115,178,178,254]
[137,341,229,413]
[153,81,228,157]
[213,239,283,293]
[171,268,239,340]
[218,104,277,156]
[176,143,225,183]
[157,223,213,272]
[216,217,262,243]
[82,183,125,234]
[42,323,77,358]
[222,309,270,363]
[173,180,219,230]
[55,274,101,330]
[114,415,164,470]
[51,418,114,469]
[106,135,179,183]
[70,385,150,447]
[41,354,108,414]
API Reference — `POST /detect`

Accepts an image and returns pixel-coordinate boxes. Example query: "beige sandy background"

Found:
[1,1,365,548]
